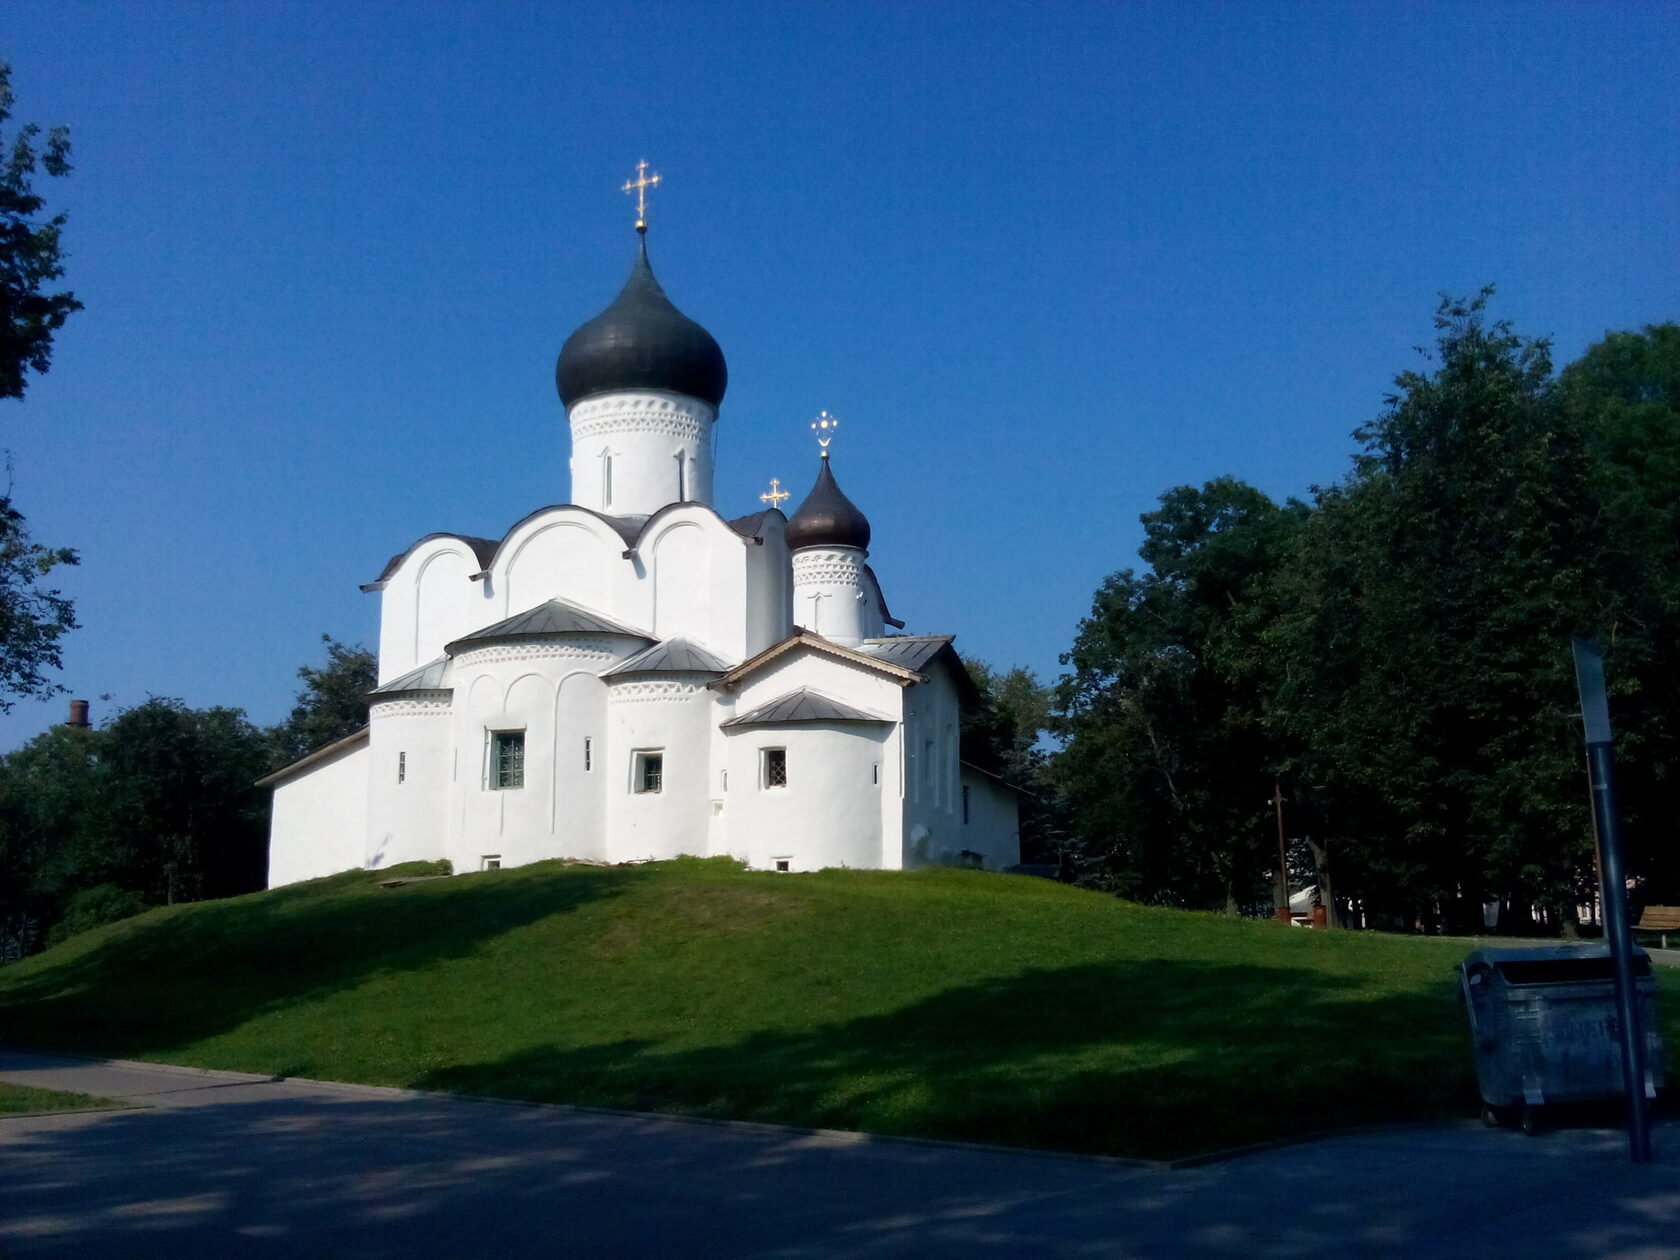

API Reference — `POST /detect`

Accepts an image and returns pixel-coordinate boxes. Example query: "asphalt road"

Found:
[2,1051,1676,1259]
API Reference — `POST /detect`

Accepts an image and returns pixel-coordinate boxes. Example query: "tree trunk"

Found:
[1306,834,1337,929]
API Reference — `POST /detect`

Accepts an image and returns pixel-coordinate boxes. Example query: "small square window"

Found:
[398,751,406,784]
[774,858,791,873]
[762,748,787,789]
[482,855,502,871]
[634,750,663,794]
[490,731,524,789]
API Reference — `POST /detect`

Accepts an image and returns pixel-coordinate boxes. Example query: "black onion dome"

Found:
[556,237,728,410]
[786,457,872,551]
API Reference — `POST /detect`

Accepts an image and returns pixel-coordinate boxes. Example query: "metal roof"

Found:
[449,599,651,651]
[604,637,730,677]
[555,236,728,410]
[715,630,924,690]
[256,724,370,788]
[367,656,451,696]
[367,533,499,587]
[721,687,893,729]
[786,456,871,551]
[726,509,781,540]
[858,635,955,673]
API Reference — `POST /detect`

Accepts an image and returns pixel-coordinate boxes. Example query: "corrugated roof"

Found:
[449,599,651,651]
[858,635,955,673]
[368,656,451,696]
[721,687,893,729]
[604,637,730,677]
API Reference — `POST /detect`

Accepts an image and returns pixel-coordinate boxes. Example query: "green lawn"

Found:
[0,1081,123,1115]
[0,857,1672,1160]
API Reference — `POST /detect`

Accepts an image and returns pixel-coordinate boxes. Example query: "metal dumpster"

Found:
[1460,944,1665,1134]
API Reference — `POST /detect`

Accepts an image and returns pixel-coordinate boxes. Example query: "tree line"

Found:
[0,639,374,957]
[1012,295,1679,932]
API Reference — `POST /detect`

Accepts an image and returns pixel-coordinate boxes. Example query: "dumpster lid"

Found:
[1461,944,1651,984]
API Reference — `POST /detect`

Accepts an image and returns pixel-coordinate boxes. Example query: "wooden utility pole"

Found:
[1272,779,1291,924]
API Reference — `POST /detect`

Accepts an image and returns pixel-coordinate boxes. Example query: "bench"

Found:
[1634,905,1680,950]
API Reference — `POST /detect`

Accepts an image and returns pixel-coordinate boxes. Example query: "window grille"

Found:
[762,748,787,788]
[398,751,406,784]
[491,731,525,789]
[635,751,663,794]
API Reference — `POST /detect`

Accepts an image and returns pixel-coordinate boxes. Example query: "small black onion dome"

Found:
[556,237,729,410]
[786,457,872,552]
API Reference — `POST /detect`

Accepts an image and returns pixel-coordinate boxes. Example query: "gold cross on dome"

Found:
[623,160,661,233]
[811,410,840,457]
[760,478,790,509]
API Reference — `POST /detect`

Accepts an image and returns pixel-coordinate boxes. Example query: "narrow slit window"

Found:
[490,731,525,790]
[584,737,592,772]
[675,450,687,501]
[872,763,878,785]
[962,784,971,824]
[398,751,406,784]
[762,748,787,789]
[603,453,613,506]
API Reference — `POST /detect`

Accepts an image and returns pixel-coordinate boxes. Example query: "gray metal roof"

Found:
[604,637,730,677]
[858,635,955,673]
[721,687,893,729]
[449,599,651,651]
[367,656,451,696]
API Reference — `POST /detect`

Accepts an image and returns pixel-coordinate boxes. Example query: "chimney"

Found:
[67,698,90,729]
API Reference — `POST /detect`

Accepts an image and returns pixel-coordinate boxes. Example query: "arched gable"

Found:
[375,537,497,683]
[498,516,618,620]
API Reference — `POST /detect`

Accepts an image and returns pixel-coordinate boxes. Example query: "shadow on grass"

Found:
[416,958,1474,1161]
[0,864,641,1061]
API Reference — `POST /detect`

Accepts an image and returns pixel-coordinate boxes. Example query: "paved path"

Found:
[2,1051,1676,1259]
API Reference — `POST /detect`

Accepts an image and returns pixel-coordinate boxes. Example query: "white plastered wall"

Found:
[267,739,371,887]
[375,539,500,683]
[901,668,964,868]
[957,768,1022,870]
[444,636,631,872]
[364,692,453,872]
[722,723,892,872]
[566,390,716,518]
[603,674,718,860]
[791,547,884,647]
[720,647,907,871]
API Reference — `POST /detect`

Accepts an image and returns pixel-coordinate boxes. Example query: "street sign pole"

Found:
[1571,636,1652,1163]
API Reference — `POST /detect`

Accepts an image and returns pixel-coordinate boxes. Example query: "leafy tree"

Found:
[1562,323,1680,900]
[1054,478,1304,909]
[0,720,107,956]
[43,883,147,948]
[962,659,1064,864]
[102,698,271,904]
[1266,292,1606,931]
[269,635,376,768]
[0,62,81,709]
[0,61,80,401]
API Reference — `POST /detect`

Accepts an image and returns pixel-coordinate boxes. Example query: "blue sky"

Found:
[1,0,1676,747]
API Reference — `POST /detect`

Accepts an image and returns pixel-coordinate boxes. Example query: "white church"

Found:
[263,202,1020,886]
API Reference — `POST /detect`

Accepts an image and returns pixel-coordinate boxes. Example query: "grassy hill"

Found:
[1,858,1672,1160]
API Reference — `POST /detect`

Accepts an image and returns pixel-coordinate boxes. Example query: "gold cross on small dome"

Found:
[623,160,661,233]
[760,478,790,509]
[811,410,840,457]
